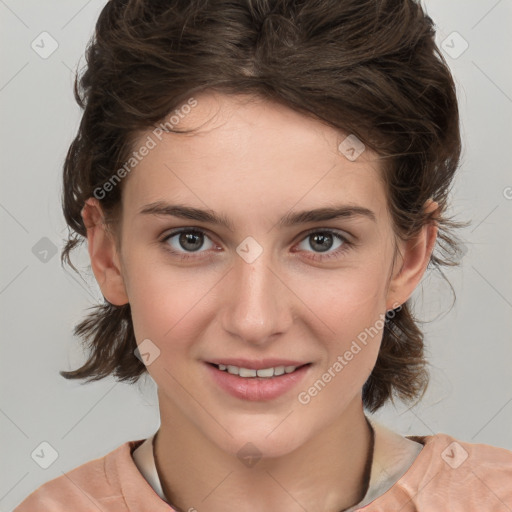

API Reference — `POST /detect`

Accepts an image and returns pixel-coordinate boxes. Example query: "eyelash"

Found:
[159,228,353,263]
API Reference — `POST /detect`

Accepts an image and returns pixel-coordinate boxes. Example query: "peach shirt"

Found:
[13,419,512,511]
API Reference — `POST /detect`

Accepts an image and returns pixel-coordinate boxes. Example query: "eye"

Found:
[161,228,216,260]
[160,227,353,262]
[294,229,351,261]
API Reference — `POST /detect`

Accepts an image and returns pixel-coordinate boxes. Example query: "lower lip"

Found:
[205,362,311,401]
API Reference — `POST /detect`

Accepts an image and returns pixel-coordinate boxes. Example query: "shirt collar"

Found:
[132,418,424,509]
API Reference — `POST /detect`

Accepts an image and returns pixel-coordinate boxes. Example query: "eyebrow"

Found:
[138,201,376,230]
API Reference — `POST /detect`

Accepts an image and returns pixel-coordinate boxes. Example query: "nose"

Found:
[220,245,293,347]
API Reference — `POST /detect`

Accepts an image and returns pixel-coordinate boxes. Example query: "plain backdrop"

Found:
[1,0,511,509]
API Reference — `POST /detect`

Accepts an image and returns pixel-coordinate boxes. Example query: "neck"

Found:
[154,394,374,512]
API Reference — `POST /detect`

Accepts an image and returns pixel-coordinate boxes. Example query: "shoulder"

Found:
[363,433,512,512]
[13,440,145,512]
[409,432,512,475]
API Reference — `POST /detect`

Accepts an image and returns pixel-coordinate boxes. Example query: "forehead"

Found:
[122,91,388,223]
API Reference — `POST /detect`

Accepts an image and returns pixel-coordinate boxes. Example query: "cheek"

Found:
[322,292,384,380]
[296,259,390,335]
[298,275,386,411]
[129,269,213,340]
[127,268,215,391]
[293,260,389,385]
[121,246,203,338]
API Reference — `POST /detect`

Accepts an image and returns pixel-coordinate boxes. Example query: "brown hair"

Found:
[60,0,466,413]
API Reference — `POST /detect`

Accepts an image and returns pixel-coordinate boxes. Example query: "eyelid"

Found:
[299,226,353,243]
[160,227,218,245]
[160,226,353,246]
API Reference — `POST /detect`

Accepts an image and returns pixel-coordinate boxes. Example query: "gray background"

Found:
[1,0,511,509]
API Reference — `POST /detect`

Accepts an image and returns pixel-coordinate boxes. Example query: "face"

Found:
[89,91,424,459]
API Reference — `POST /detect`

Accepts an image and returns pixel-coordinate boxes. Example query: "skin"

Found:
[82,90,438,512]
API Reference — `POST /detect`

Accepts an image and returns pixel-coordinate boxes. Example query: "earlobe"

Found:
[81,198,129,306]
[386,200,439,310]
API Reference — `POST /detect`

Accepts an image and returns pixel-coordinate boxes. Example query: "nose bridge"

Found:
[222,241,290,344]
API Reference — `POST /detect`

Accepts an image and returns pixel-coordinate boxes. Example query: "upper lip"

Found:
[206,358,311,370]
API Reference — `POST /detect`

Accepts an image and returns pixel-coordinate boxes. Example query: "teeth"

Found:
[216,364,301,378]
[256,367,274,377]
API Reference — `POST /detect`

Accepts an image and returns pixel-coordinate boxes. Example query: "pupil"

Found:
[180,232,203,251]
[311,233,332,252]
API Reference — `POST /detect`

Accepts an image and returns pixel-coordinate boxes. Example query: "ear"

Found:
[81,197,129,306]
[385,199,439,310]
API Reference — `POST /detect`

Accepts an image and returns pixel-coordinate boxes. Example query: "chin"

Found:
[210,421,307,461]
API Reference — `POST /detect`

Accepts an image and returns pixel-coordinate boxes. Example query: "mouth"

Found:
[207,362,312,379]
[204,361,313,401]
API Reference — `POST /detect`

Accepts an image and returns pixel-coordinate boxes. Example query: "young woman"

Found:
[14,0,512,510]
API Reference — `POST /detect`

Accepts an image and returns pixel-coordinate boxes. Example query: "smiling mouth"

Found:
[207,362,311,379]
